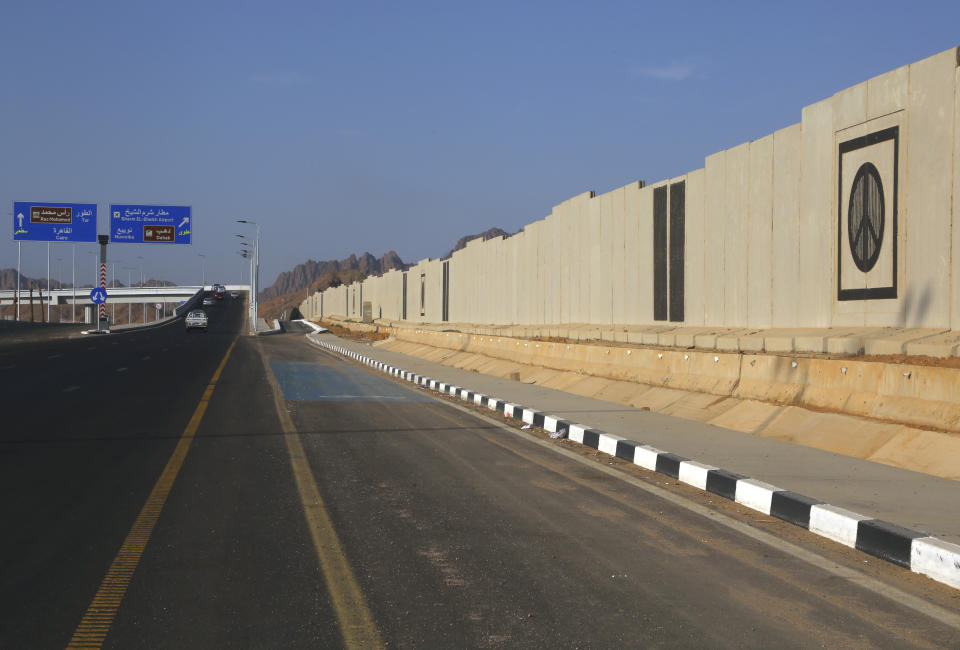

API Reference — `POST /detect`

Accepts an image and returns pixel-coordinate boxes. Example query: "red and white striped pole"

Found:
[99,262,107,322]
[97,235,109,331]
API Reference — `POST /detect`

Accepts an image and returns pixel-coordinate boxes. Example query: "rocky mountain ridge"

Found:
[258,227,513,318]
[258,250,405,302]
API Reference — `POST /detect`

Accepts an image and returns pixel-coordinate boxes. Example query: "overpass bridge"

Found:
[0,284,251,323]
[0,284,250,307]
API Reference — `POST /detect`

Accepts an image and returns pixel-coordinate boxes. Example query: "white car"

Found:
[185,309,208,330]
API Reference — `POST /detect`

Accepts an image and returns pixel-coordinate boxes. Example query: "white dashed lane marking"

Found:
[47,354,63,359]
[63,386,80,393]
[141,356,151,361]
[117,367,127,373]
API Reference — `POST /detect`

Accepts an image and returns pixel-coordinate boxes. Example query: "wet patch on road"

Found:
[269,361,432,402]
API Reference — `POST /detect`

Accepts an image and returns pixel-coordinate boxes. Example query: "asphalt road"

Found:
[1,307,958,648]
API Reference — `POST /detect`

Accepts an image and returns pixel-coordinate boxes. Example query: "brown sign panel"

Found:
[143,225,175,242]
[31,206,72,224]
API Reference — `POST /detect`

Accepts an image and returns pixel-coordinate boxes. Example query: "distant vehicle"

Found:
[185,309,208,330]
[229,291,239,299]
[203,296,215,306]
[214,289,224,300]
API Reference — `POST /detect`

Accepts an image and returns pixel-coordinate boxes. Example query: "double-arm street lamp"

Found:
[236,235,253,330]
[236,219,260,332]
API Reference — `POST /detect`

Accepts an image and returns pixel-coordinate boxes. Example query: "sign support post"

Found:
[16,242,21,321]
[47,242,51,323]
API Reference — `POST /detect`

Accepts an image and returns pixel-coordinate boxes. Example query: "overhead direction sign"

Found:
[90,287,107,304]
[13,202,97,242]
[110,204,192,244]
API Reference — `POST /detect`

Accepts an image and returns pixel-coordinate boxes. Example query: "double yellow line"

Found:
[68,337,383,649]
[67,337,238,649]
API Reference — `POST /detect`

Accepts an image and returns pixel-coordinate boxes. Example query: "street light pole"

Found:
[46,242,51,323]
[71,244,76,323]
[237,221,260,332]
[237,237,253,331]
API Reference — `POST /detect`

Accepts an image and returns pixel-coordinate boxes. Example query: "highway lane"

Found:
[2,315,959,647]
[0,294,258,647]
[250,335,959,648]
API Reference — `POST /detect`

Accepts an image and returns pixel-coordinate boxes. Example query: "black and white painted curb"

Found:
[307,333,960,591]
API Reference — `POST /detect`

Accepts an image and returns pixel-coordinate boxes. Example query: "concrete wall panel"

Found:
[599,191,615,323]
[953,64,960,329]
[703,153,726,325]
[799,98,834,326]
[623,182,644,324]
[833,81,867,133]
[610,187,626,324]
[724,143,750,326]
[684,169,706,326]
[553,205,569,323]
[747,135,774,328]
[868,65,909,119]
[902,48,956,327]
[636,184,655,324]
[547,211,561,324]
[587,195,605,323]
[771,124,802,327]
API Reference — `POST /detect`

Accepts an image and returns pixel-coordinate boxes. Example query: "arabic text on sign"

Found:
[31,206,72,224]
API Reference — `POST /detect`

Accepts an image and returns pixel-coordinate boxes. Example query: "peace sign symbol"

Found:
[848,162,885,273]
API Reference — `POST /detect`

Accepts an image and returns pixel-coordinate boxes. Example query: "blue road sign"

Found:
[110,204,192,244]
[90,287,107,304]
[13,202,97,242]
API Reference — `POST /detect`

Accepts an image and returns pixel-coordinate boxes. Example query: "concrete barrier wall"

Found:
[302,48,960,331]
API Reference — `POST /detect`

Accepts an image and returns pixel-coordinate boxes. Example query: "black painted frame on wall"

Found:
[653,181,686,322]
[441,260,450,322]
[653,187,668,320]
[669,181,685,322]
[837,126,899,301]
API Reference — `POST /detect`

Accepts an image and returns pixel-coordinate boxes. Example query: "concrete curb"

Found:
[257,319,282,336]
[308,333,960,592]
[293,319,328,333]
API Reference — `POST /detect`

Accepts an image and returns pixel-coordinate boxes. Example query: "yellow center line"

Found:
[256,339,385,649]
[66,337,239,650]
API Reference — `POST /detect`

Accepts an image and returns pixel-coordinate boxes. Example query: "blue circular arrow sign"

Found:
[90,287,108,304]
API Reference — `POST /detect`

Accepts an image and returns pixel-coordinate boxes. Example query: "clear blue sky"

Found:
[2,0,957,289]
